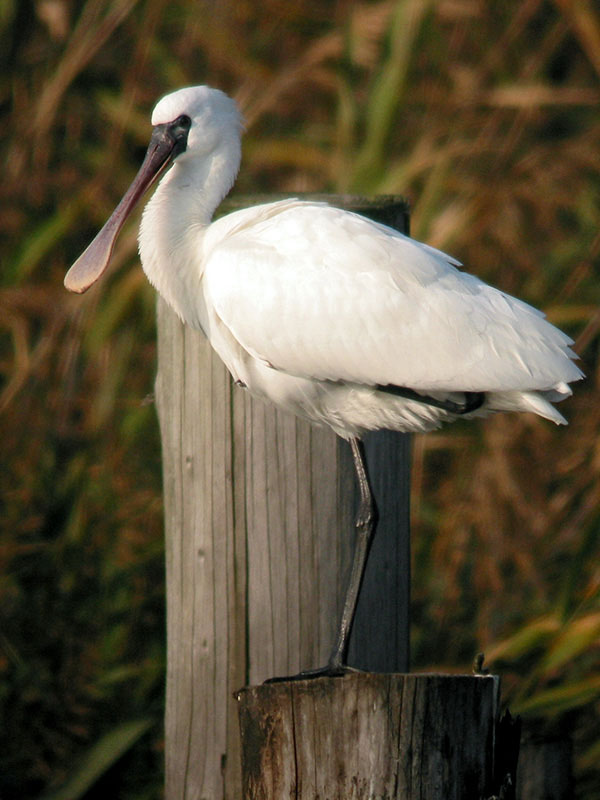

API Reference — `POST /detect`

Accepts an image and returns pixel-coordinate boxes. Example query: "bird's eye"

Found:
[168,114,192,149]
[167,114,192,155]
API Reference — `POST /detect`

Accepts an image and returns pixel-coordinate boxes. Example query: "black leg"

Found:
[327,437,378,671]
[264,437,378,683]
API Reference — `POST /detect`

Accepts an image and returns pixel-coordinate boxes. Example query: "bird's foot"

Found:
[263,662,362,684]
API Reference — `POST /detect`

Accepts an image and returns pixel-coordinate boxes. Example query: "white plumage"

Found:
[128,86,581,439]
[65,85,582,675]
[198,199,579,433]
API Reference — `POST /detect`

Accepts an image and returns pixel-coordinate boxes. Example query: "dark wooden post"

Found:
[516,729,574,800]
[236,673,502,800]
[155,196,411,799]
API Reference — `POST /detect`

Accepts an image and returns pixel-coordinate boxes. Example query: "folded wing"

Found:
[203,201,582,394]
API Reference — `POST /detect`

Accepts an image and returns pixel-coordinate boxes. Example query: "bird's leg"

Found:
[264,437,378,683]
[326,437,378,672]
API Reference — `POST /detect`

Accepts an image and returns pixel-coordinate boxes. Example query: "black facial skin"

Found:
[157,113,192,158]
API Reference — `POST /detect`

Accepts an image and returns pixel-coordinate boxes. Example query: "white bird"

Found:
[65,85,583,677]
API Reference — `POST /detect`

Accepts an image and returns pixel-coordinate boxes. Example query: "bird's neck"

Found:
[138,138,241,325]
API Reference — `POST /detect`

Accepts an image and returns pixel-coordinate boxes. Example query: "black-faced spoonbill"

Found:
[65,86,582,678]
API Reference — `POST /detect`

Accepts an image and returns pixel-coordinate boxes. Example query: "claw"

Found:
[263,663,362,684]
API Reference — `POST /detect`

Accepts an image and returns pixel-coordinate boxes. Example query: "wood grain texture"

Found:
[155,197,411,799]
[237,673,501,800]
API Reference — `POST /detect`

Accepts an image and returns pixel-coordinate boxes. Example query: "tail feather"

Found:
[487,389,570,425]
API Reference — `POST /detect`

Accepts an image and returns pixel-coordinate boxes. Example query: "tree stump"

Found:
[237,672,504,800]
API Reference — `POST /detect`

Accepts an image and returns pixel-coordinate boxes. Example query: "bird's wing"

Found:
[203,202,581,393]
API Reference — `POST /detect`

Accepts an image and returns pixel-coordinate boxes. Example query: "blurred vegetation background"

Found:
[1,0,599,797]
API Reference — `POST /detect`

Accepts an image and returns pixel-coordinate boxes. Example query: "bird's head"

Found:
[152,86,243,163]
[64,86,243,294]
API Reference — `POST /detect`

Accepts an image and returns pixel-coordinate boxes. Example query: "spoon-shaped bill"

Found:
[64,126,179,294]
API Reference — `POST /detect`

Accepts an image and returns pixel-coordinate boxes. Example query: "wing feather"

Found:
[203,202,582,393]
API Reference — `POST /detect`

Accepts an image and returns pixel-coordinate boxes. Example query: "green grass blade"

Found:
[540,613,600,674]
[350,0,432,191]
[6,203,79,285]
[486,616,561,663]
[41,717,155,800]
[514,676,600,717]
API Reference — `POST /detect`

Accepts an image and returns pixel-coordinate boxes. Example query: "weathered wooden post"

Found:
[236,673,504,800]
[155,196,412,799]
[156,195,520,798]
